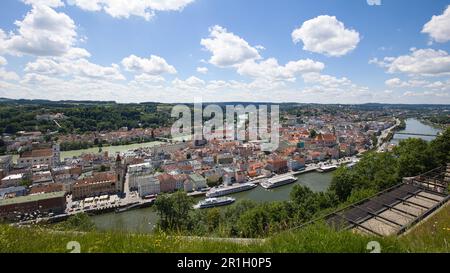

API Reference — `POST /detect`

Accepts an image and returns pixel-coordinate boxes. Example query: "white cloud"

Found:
[422,5,450,43]
[25,56,125,81]
[292,15,360,57]
[22,0,65,7]
[236,58,324,82]
[371,48,450,76]
[367,0,381,6]
[172,76,205,90]
[121,54,177,75]
[385,77,450,91]
[302,72,353,88]
[385,78,408,88]
[0,55,18,81]
[196,67,208,74]
[134,74,165,83]
[0,56,7,66]
[0,68,20,81]
[67,0,195,21]
[201,25,261,67]
[4,5,77,57]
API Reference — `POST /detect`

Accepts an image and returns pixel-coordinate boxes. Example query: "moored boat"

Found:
[316,165,338,173]
[194,197,236,209]
[260,174,297,189]
[206,183,257,198]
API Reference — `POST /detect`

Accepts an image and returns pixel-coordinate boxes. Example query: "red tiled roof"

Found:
[74,172,117,186]
[20,148,53,158]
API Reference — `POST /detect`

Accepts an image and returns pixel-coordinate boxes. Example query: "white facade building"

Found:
[127,162,154,190]
[137,176,160,197]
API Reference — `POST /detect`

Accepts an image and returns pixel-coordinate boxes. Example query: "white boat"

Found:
[194,197,236,209]
[260,174,297,189]
[206,183,257,198]
[317,165,338,173]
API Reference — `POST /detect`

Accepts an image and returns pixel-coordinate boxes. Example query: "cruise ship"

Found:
[260,174,297,189]
[317,165,338,173]
[194,197,236,209]
[206,183,257,198]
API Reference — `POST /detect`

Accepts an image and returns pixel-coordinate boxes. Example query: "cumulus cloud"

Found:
[25,56,125,80]
[370,48,450,76]
[0,68,20,81]
[67,0,195,21]
[3,5,77,57]
[201,25,261,67]
[367,0,381,6]
[134,74,165,83]
[292,15,360,57]
[196,67,208,74]
[236,58,324,82]
[0,56,7,66]
[121,54,176,75]
[0,56,19,81]
[22,0,65,7]
[385,78,407,88]
[422,5,450,43]
[385,77,450,91]
[302,72,353,88]
[172,76,205,90]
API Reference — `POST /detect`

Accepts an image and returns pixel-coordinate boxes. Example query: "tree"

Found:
[394,138,434,178]
[330,167,355,202]
[371,134,378,147]
[429,127,450,167]
[58,213,95,232]
[154,192,195,232]
[237,206,270,237]
[206,176,222,188]
[205,208,221,232]
[309,129,317,139]
[19,178,32,187]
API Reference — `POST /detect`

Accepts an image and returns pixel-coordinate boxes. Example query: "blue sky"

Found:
[0,0,449,103]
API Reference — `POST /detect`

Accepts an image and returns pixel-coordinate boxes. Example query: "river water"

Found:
[390,118,441,144]
[89,118,442,233]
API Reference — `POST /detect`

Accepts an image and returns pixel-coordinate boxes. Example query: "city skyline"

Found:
[0,0,450,104]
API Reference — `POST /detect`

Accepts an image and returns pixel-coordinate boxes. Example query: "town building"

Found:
[0,186,27,199]
[32,171,53,185]
[0,191,66,220]
[188,174,208,191]
[127,162,154,190]
[0,155,13,175]
[17,143,60,168]
[158,173,176,193]
[266,159,288,174]
[1,173,25,189]
[72,172,117,200]
[137,176,160,197]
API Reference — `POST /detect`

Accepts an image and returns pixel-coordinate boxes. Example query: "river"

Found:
[390,118,441,144]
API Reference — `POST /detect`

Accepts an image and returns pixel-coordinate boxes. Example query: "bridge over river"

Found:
[395,132,439,137]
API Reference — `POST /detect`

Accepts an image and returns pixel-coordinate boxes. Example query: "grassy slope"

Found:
[0,204,448,253]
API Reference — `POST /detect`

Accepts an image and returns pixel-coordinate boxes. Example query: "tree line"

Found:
[0,102,173,135]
